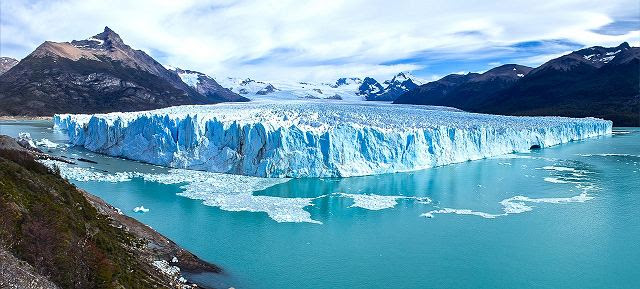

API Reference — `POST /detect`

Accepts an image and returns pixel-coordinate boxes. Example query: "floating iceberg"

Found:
[133,206,150,213]
[339,193,431,210]
[54,101,612,178]
[422,193,594,219]
[36,138,59,148]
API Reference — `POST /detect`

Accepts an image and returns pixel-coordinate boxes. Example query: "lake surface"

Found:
[2,120,638,289]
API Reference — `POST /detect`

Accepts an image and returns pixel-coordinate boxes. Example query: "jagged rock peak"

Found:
[93,26,124,44]
[69,26,126,51]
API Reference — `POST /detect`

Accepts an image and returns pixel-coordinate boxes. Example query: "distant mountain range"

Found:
[395,43,640,126]
[213,72,423,101]
[0,27,243,116]
[0,24,422,113]
[1,27,636,125]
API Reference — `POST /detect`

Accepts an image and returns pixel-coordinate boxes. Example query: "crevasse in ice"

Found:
[54,101,612,178]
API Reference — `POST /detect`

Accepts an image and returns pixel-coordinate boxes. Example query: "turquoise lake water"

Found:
[1,121,638,289]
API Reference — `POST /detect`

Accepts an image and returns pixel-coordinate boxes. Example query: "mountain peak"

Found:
[617,42,631,50]
[470,64,532,81]
[66,26,127,52]
[92,26,124,46]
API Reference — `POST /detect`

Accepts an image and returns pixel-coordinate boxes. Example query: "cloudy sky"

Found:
[1,0,638,82]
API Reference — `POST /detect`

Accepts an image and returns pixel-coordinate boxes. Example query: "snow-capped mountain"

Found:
[357,77,385,97]
[332,77,363,87]
[0,27,245,116]
[210,73,423,102]
[395,42,639,126]
[216,78,274,96]
[215,77,366,101]
[534,42,632,72]
[356,73,424,101]
[167,67,247,102]
[373,72,423,101]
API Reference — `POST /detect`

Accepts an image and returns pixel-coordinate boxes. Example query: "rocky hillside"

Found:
[395,64,532,108]
[394,43,640,126]
[0,57,18,75]
[0,135,222,289]
[0,27,241,116]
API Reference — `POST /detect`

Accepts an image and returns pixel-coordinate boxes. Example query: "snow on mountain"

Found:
[357,77,385,97]
[0,57,19,75]
[333,77,363,87]
[166,67,248,102]
[360,72,424,101]
[177,71,200,87]
[209,72,423,102]
[215,77,366,101]
[581,49,622,63]
[54,101,611,178]
[535,42,632,72]
[0,26,229,116]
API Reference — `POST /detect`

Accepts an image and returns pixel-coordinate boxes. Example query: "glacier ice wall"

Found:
[54,101,612,178]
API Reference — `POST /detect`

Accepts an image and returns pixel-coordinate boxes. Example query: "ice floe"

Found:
[139,169,321,223]
[578,153,640,158]
[17,132,37,149]
[423,161,597,219]
[339,193,431,210]
[39,160,138,182]
[133,206,149,213]
[39,157,600,223]
[35,138,59,148]
[422,208,500,219]
[422,193,593,219]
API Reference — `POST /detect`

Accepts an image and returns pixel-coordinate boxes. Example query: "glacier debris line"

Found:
[54,101,612,178]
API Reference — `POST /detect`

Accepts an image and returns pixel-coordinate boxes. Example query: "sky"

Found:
[1,0,639,82]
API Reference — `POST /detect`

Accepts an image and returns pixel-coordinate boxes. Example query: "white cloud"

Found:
[1,0,638,82]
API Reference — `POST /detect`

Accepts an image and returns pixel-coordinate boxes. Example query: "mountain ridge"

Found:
[0,27,242,116]
[394,43,640,126]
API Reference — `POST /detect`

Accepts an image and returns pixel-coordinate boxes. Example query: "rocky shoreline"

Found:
[0,134,226,289]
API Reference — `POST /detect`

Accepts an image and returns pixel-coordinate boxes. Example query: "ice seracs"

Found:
[54,101,612,178]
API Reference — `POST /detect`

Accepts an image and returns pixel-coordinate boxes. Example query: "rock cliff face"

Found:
[0,27,238,116]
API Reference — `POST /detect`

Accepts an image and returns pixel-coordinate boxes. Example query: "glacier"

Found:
[53,101,612,178]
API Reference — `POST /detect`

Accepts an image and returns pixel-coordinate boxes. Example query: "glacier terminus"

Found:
[54,101,612,178]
